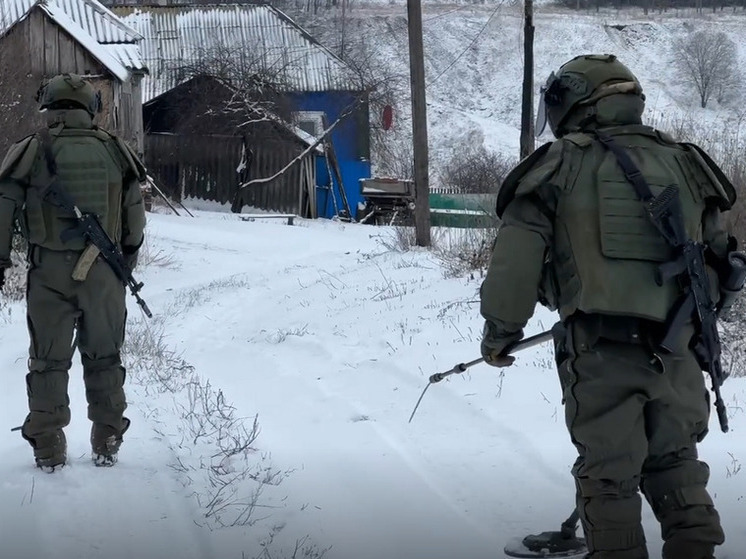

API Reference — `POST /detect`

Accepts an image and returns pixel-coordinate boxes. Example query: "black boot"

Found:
[91,417,130,467]
[23,428,67,472]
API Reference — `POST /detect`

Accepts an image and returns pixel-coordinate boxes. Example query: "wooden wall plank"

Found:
[43,16,60,75]
[28,11,46,75]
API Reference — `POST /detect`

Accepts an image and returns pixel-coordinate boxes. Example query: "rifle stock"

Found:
[62,212,152,318]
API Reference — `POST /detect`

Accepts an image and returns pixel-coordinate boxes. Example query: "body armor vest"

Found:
[25,126,124,251]
[549,126,726,322]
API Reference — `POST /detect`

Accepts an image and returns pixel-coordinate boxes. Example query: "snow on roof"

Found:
[113,4,361,103]
[289,124,322,151]
[0,0,146,81]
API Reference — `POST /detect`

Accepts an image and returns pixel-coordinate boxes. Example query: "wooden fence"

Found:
[145,132,317,216]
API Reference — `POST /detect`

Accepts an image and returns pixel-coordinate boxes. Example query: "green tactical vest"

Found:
[24,117,125,251]
[547,125,730,322]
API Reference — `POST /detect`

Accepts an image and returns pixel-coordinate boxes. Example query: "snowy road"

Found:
[1,212,745,559]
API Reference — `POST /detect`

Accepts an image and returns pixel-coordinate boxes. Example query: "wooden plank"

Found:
[28,11,46,75]
[58,27,77,72]
[75,40,95,75]
[131,78,144,155]
[44,16,60,75]
[239,214,296,225]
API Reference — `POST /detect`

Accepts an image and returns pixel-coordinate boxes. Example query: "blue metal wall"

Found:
[291,91,371,219]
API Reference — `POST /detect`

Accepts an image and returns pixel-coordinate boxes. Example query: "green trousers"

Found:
[22,246,128,440]
[555,314,724,559]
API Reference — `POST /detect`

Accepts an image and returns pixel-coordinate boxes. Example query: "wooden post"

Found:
[520,0,535,160]
[407,0,431,247]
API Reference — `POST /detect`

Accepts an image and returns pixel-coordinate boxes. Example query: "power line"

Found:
[423,4,475,23]
[426,0,505,87]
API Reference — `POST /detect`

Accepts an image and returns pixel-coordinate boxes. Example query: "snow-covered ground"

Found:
[1,210,744,559]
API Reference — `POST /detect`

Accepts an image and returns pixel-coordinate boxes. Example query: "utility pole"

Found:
[340,0,347,59]
[407,0,431,247]
[519,0,535,159]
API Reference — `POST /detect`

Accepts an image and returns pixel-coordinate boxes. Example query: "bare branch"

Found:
[235,94,366,192]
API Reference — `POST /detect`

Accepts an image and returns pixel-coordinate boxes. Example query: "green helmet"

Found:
[536,54,643,138]
[36,73,102,115]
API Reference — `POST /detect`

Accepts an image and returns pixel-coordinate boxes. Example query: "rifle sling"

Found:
[37,128,58,177]
[595,131,656,202]
[35,128,81,217]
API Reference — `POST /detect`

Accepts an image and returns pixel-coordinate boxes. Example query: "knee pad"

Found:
[645,484,714,516]
[82,354,125,390]
[642,460,712,515]
[28,358,72,373]
[25,369,70,411]
[81,353,123,372]
[577,476,641,499]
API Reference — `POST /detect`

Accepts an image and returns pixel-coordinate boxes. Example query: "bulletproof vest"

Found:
[24,122,124,251]
[549,125,723,322]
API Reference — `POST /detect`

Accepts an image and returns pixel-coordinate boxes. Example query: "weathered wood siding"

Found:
[0,8,143,157]
[145,132,317,217]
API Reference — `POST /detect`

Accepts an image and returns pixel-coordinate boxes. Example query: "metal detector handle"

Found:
[429,357,484,383]
[428,329,553,384]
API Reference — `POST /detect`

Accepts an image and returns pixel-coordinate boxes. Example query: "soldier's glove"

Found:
[481,321,522,368]
[122,247,139,271]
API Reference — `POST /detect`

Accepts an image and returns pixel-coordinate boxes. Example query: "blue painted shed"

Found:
[114,3,371,219]
[292,91,371,219]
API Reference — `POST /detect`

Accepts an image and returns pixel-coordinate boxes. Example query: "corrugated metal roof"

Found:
[114,4,360,102]
[0,0,146,79]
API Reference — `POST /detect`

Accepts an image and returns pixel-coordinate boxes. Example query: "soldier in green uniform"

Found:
[479,55,740,558]
[0,74,146,471]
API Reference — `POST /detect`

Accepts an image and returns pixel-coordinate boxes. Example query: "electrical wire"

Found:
[423,4,475,23]
[426,0,505,87]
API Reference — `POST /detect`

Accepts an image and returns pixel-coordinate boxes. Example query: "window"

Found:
[293,111,325,137]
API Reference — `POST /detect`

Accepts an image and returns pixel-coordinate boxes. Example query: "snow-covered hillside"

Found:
[312,1,746,178]
[1,211,745,558]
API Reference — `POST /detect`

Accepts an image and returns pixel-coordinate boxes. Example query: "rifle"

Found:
[597,131,745,432]
[37,129,152,318]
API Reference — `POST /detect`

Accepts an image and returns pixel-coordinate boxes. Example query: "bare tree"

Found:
[440,145,516,194]
[167,37,297,133]
[674,30,738,109]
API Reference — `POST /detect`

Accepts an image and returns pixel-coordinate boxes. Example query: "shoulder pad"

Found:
[115,136,147,183]
[496,141,560,218]
[562,132,594,147]
[101,131,146,183]
[0,135,39,181]
[683,142,736,210]
[654,129,677,145]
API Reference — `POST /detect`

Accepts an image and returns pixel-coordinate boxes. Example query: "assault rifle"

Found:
[37,129,152,318]
[650,188,730,432]
[597,132,746,433]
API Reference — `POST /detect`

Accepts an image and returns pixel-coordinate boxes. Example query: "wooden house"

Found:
[0,0,147,157]
[114,3,371,219]
[144,75,323,217]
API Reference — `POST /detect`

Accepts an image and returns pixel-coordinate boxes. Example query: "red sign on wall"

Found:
[382,105,393,131]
